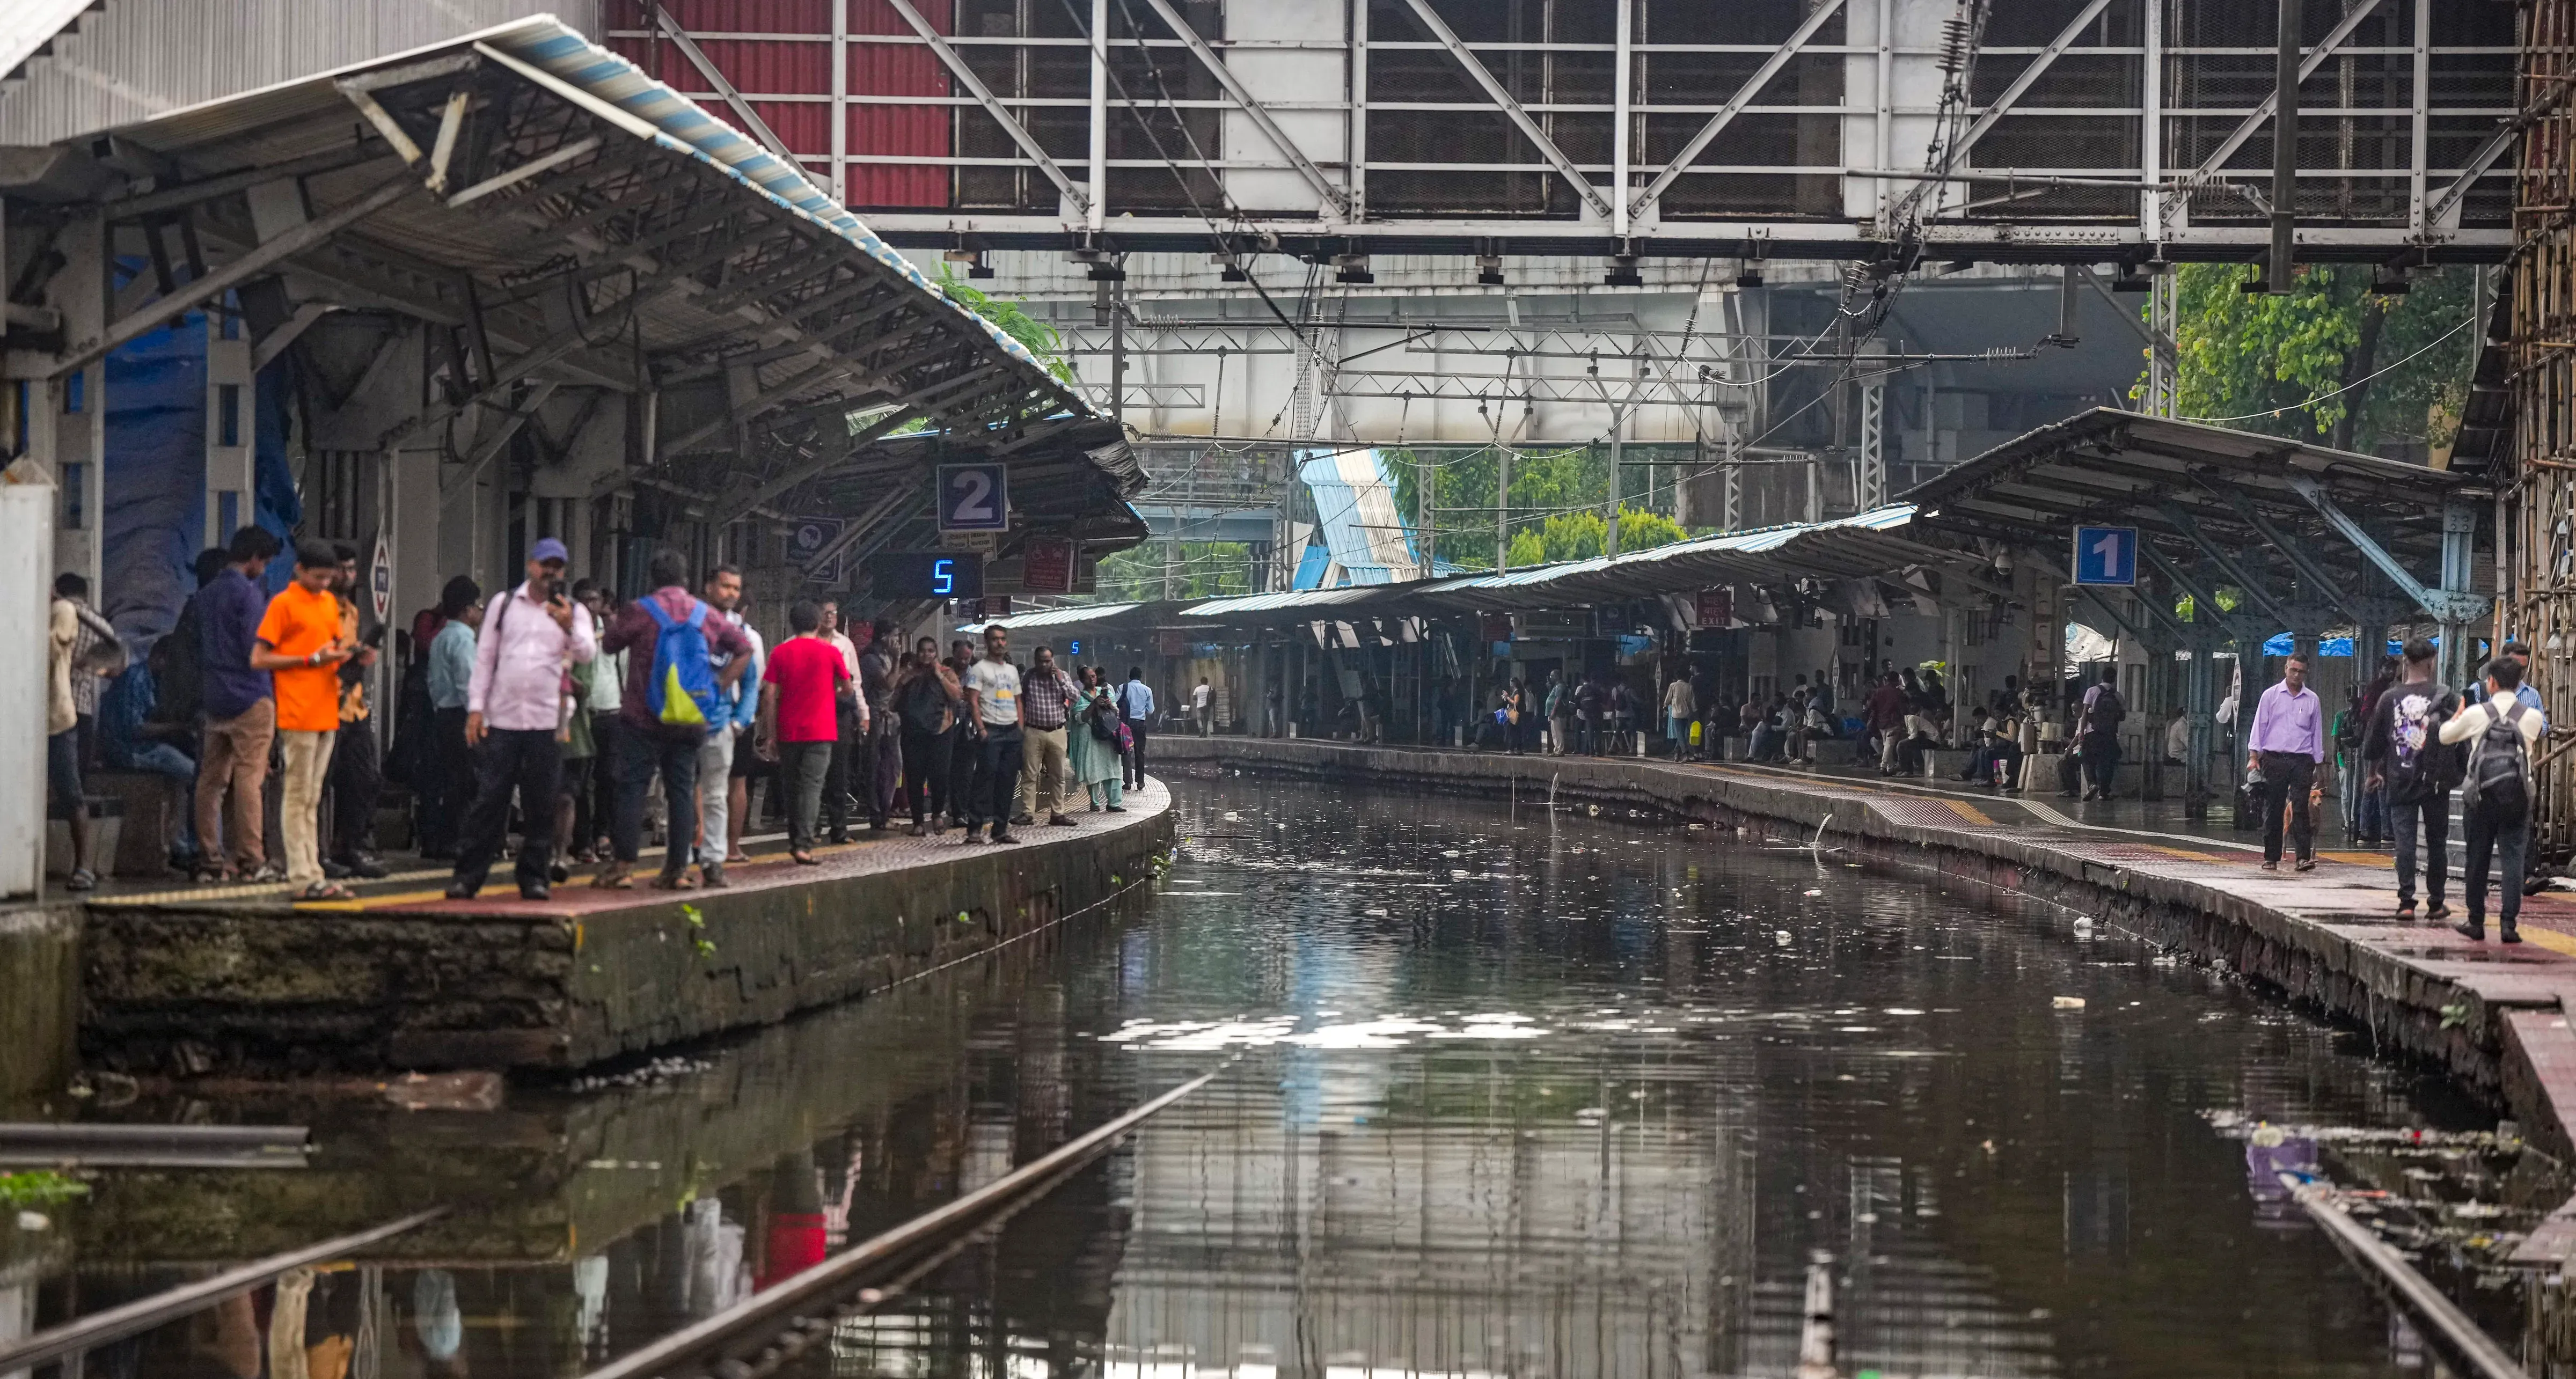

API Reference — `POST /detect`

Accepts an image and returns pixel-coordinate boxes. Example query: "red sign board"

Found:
[977,596,1013,620]
[1696,587,1732,627]
[1021,535,1075,593]
[1479,613,1512,642]
[1159,629,1188,656]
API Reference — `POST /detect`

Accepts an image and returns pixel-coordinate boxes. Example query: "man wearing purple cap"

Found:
[449,538,595,900]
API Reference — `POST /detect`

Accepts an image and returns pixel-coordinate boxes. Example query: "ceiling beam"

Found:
[1128,0,1351,218]
[1397,0,1611,221]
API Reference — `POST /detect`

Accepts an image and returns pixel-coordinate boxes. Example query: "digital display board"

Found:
[866,551,984,599]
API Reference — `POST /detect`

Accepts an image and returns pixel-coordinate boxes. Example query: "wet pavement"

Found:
[3,774,2558,1378]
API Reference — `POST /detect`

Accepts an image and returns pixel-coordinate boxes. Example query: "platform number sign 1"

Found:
[2072,525,2139,586]
[937,462,1009,532]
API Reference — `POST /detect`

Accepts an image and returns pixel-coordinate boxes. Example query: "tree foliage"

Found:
[1095,541,1255,600]
[2146,263,2477,454]
[936,268,1076,385]
[1505,508,1691,567]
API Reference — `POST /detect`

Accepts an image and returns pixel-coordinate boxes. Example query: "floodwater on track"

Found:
[5,773,2545,1379]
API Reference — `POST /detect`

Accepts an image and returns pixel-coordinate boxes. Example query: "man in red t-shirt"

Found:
[758,599,856,863]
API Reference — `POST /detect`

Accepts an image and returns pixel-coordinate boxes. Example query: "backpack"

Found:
[157,595,206,727]
[2087,686,2126,732]
[2461,700,2534,825]
[640,597,722,729]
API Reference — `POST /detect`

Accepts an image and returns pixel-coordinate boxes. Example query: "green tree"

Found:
[936,267,1075,385]
[1095,541,1255,600]
[1504,507,1690,566]
[2146,263,2477,454]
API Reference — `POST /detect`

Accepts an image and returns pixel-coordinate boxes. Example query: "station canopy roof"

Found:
[1898,409,2479,579]
[6,15,1138,557]
[962,505,1967,639]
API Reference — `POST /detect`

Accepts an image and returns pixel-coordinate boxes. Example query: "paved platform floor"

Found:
[86,777,1174,920]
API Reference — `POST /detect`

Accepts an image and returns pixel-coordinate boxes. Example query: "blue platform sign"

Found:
[936,462,1009,532]
[2072,525,2139,586]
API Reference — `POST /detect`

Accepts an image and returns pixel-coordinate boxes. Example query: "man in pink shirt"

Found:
[448,538,597,901]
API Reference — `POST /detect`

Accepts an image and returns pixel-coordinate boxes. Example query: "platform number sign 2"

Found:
[937,462,1009,532]
[2072,524,2139,586]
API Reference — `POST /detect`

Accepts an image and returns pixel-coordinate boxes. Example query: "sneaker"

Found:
[519,882,551,902]
[322,857,353,880]
[343,853,390,880]
[1048,815,1076,827]
[2453,919,2486,942]
[1106,805,1128,813]
[699,862,728,889]
[445,880,480,900]
[2427,903,2453,921]
[2502,923,2523,944]
[550,861,570,884]
[991,830,1022,845]
[909,823,926,837]
[962,831,987,845]
[2259,861,2278,872]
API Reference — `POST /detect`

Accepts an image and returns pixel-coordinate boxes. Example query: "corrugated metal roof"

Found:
[0,0,96,88]
[957,602,1145,634]
[953,505,1961,638]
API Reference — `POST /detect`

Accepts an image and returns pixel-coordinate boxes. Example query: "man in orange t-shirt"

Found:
[253,539,354,898]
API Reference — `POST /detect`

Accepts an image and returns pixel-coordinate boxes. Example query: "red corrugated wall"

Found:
[602,1,953,210]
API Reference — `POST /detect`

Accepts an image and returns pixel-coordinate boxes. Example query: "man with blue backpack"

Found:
[596,548,754,890]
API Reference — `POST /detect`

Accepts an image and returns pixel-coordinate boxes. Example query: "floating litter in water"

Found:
[1223,811,1241,820]
[1451,869,1471,878]
[2073,917,2097,938]
[1884,1008,1924,1016]
[2052,996,2087,1010]
[17,1212,49,1231]
[1775,930,1794,945]
[1803,889,1822,897]
[1587,804,1601,816]
[1363,907,1388,917]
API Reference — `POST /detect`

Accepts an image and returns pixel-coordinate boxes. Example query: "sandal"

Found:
[791,850,819,866]
[649,869,697,891]
[297,882,356,901]
[64,868,96,892]
[591,862,634,890]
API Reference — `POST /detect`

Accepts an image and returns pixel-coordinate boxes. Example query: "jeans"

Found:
[901,727,949,824]
[126,740,200,856]
[454,728,561,893]
[278,728,336,887]
[1020,724,1070,819]
[329,715,381,860]
[590,716,624,848]
[197,699,275,870]
[2254,751,2316,865]
[870,717,902,821]
[823,710,855,840]
[973,725,1024,831]
[2388,793,2449,909]
[562,754,595,854]
[780,739,832,852]
[2465,797,2530,932]
[613,728,699,869]
[696,728,735,864]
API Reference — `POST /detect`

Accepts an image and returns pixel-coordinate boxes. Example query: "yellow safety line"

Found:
[1941,799,1996,826]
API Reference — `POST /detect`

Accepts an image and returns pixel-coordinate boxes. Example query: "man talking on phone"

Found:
[449,538,596,900]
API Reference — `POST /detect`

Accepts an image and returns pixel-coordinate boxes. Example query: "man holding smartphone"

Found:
[449,538,596,901]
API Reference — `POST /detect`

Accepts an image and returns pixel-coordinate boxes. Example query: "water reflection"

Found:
[5,776,2529,1378]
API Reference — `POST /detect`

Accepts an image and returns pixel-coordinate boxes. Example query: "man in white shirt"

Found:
[960,625,1024,844]
[694,566,759,887]
[2440,655,2546,944]
[449,538,596,901]
[1118,666,1154,788]
[817,601,867,844]
[1191,678,1213,736]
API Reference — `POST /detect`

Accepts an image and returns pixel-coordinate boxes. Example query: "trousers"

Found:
[612,728,699,870]
[328,714,381,860]
[2388,794,2449,908]
[1020,724,1070,819]
[696,728,735,864]
[419,706,471,855]
[2464,797,2530,931]
[455,728,562,892]
[973,726,1023,830]
[197,698,275,870]
[902,727,949,824]
[780,739,833,852]
[1123,719,1149,788]
[2254,751,2316,864]
[277,728,336,887]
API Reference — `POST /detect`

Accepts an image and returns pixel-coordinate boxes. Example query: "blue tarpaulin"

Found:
[2258,633,2410,657]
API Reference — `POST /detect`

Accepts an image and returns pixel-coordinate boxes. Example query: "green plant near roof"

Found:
[0,1170,90,1207]
[937,267,1076,386]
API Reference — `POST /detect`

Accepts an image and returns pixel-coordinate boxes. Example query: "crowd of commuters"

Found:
[42,535,1170,900]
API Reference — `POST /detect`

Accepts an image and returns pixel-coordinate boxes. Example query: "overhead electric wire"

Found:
[2177,309,2479,425]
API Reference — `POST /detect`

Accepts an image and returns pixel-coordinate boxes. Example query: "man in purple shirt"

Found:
[193,525,282,883]
[448,538,597,901]
[2244,651,2328,871]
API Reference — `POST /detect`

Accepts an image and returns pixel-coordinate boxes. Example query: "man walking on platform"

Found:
[860,618,902,830]
[817,602,863,845]
[2362,637,2458,921]
[1191,677,1213,736]
[448,538,595,901]
[419,576,483,860]
[693,566,759,887]
[2441,657,2545,944]
[1864,672,1910,775]
[2078,669,2126,799]
[598,549,752,890]
[1118,666,1154,789]
[962,626,1025,844]
[2245,652,2327,873]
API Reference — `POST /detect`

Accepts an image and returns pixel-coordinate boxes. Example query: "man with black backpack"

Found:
[2361,637,2459,921]
[2078,668,2126,800]
[2439,656,2545,944]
